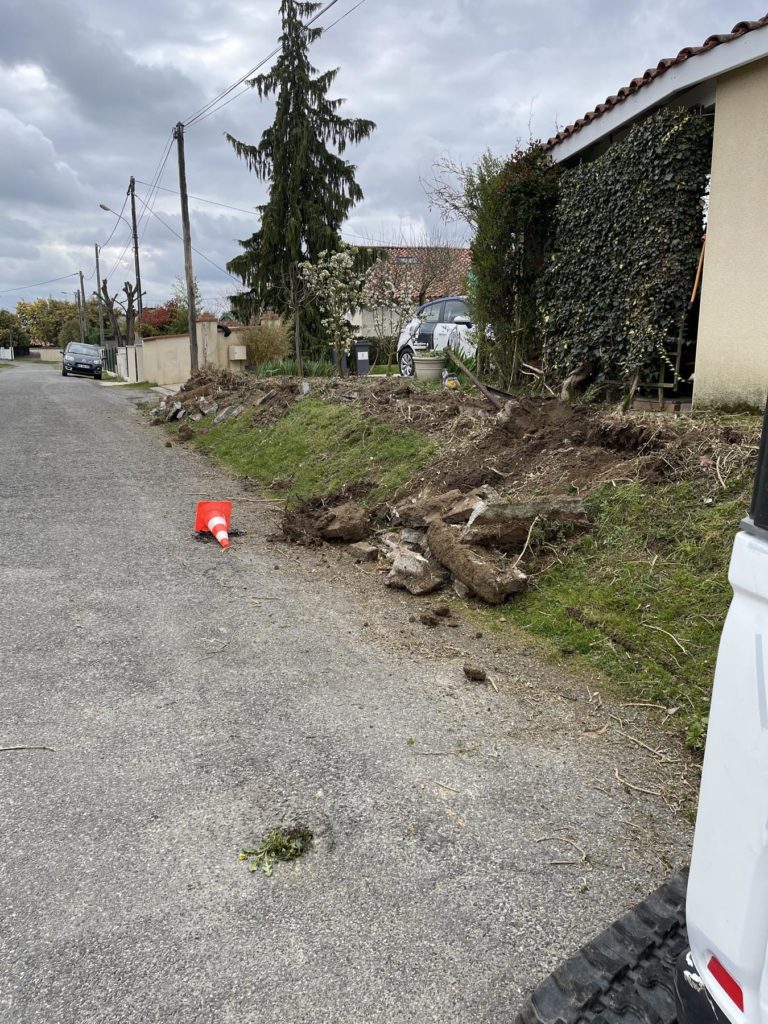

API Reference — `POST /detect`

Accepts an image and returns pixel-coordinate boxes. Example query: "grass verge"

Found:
[189,398,436,503]
[474,474,752,749]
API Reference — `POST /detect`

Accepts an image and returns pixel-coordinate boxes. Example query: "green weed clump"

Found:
[239,826,313,876]
[254,357,334,377]
[193,399,435,503]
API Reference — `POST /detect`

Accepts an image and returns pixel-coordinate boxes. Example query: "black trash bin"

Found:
[353,339,371,376]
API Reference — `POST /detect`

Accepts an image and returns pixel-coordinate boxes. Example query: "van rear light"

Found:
[708,956,744,1011]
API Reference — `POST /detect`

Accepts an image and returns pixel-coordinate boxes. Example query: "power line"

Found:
[133,193,242,284]
[99,193,130,251]
[134,181,259,217]
[184,44,281,129]
[137,135,175,244]
[0,272,80,297]
[102,138,175,286]
[322,0,368,32]
[183,0,367,129]
[134,180,394,245]
[183,0,341,127]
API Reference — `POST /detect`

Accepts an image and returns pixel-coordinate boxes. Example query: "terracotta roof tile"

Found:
[546,15,768,150]
[369,247,472,303]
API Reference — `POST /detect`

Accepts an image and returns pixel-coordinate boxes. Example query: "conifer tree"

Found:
[226,0,375,353]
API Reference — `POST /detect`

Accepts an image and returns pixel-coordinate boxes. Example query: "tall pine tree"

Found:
[226,0,374,354]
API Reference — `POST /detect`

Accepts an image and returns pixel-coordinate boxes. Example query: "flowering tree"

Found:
[362,260,417,372]
[299,248,364,375]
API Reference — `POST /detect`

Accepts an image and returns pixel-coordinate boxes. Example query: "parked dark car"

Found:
[62,343,102,379]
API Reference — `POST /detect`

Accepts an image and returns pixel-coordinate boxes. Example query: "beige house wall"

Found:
[140,334,190,386]
[30,348,64,362]
[351,305,400,339]
[116,345,144,383]
[694,57,768,408]
[139,322,248,386]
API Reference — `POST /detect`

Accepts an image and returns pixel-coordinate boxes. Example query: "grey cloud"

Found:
[0,109,88,206]
[0,0,204,138]
[0,0,759,312]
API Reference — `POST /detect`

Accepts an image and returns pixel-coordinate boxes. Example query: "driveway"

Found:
[0,362,692,1024]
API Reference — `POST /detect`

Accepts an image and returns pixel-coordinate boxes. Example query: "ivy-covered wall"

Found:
[541,107,712,385]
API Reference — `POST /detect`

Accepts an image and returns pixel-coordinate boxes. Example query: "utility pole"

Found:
[79,270,88,342]
[173,122,198,371]
[75,292,85,343]
[127,177,143,326]
[94,244,105,348]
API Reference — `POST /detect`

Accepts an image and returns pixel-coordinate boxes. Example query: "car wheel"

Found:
[94,373,102,380]
[398,348,415,378]
[62,367,67,376]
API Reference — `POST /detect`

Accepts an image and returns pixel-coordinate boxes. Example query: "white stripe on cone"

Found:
[207,515,230,547]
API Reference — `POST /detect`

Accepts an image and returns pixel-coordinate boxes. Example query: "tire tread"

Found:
[516,871,688,1024]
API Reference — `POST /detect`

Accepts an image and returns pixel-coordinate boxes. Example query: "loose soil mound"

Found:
[151,369,759,556]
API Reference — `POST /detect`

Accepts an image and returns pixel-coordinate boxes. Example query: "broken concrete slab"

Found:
[393,489,463,528]
[198,397,219,416]
[462,496,588,549]
[253,389,278,407]
[443,486,502,525]
[348,542,379,563]
[165,401,183,422]
[427,520,528,605]
[385,545,449,596]
[213,405,237,425]
[400,528,427,550]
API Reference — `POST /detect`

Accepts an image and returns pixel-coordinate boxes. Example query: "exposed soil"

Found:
[151,369,760,593]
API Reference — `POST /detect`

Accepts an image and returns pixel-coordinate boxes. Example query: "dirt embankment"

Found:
[150,369,758,604]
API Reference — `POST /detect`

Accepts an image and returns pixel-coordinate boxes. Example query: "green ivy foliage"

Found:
[541,107,712,384]
[469,144,560,386]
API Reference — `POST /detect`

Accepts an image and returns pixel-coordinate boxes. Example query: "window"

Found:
[443,299,470,323]
[420,303,442,324]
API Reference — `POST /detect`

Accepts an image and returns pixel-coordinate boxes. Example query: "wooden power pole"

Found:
[128,176,143,326]
[75,292,85,343]
[79,270,88,341]
[173,122,198,371]
[94,244,105,348]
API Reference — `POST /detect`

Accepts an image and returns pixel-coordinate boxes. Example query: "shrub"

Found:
[241,320,291,367]
[470,144,560,386]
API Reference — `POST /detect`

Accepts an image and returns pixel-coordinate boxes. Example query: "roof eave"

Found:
[550,26,768,163]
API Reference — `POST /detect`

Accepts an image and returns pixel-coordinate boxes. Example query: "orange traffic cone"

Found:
[195,500,233,549]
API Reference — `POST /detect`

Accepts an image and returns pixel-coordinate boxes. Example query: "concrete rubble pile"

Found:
[312,485,588,606]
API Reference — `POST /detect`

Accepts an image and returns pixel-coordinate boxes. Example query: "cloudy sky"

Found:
[0,0,761,313]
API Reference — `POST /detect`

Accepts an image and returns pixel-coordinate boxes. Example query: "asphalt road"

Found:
[0,362,692,1024]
